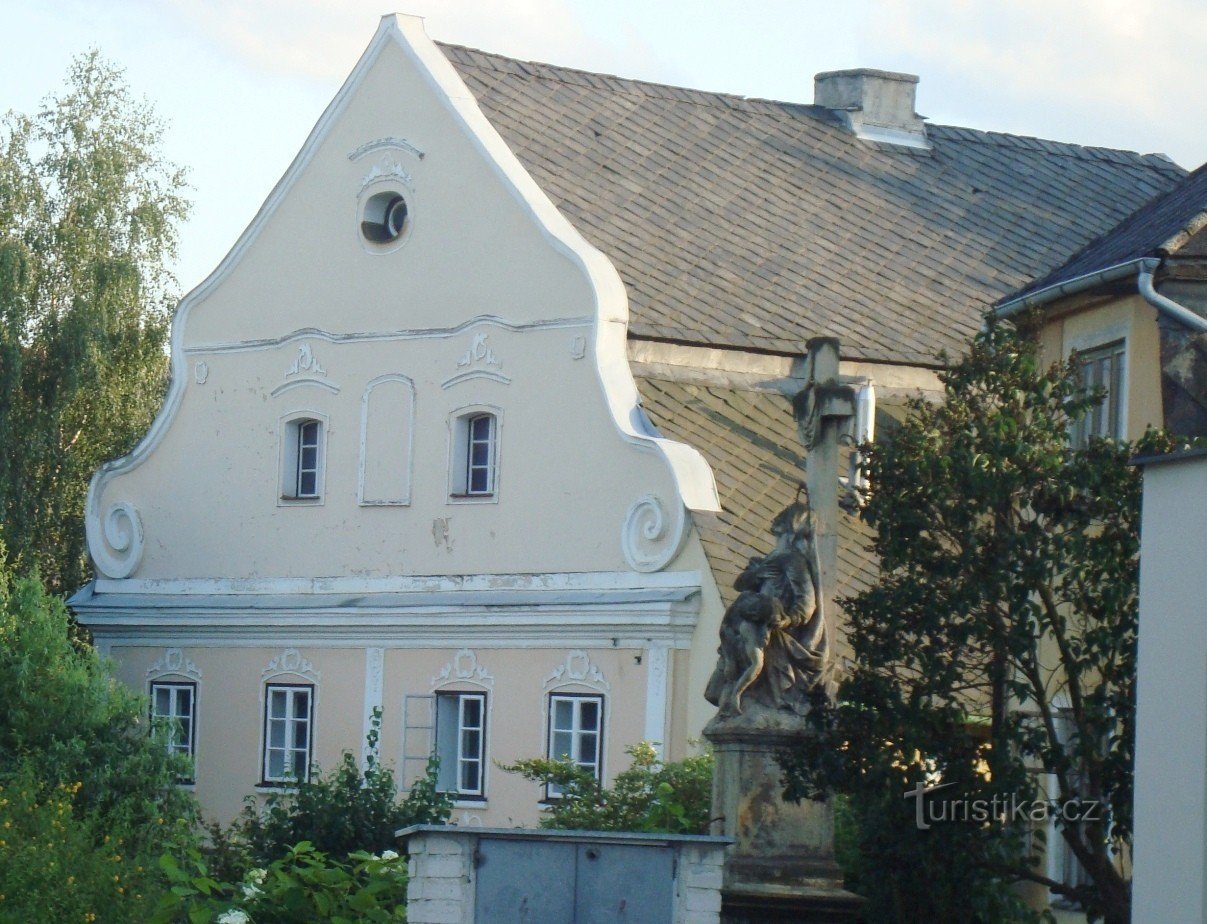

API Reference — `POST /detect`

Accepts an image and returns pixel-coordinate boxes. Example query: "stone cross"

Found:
[793,336,856,681]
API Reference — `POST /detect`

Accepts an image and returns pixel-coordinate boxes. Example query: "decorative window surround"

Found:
[544,650,611,693]
[146,647,202,682]
[263,648,321,684]
[430,648,495,689]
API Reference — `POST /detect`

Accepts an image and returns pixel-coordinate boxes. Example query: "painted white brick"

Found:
[682,863,723,890]
[410,876,469,902]
[683,886,723,913]
[425,836,466,856]
[407,897,463,924]
[414,855,468,879]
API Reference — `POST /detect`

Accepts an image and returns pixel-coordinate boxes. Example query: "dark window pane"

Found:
[463,698,481,726]
[469,468,489,493]
[581,700,599,729]
[270,690,286,718]
[462,762,480,792]
[471,443,489,466]
[269,750,284,779]
[299,471,317,496]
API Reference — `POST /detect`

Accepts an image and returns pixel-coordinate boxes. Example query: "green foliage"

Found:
[502,741,714,834]
[0,559,198,921]
[234,712,452,865]
[0,51,189,592]
[782,321,1180,924]
[0,559,197,850]
[0,765,168,922]
[151,843,408,924]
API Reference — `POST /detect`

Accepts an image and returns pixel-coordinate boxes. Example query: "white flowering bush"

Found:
[149,842,408,922]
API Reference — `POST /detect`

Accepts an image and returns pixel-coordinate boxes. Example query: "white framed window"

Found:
[449,408,500,500]
[1070,340,1126,448]
[263,684,314,784]
[280,413,327,503]
[435,692,486,798]
[150,681,196,780]
[547,693,603,797]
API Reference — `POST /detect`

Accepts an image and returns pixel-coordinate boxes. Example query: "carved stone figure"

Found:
[704,494,829,717]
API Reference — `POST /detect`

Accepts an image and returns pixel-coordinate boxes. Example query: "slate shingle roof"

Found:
[1004,162,1207,304]
[634,376,883,613]
[443,44,1186,365]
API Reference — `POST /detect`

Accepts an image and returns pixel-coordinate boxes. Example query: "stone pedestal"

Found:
[705,716,863,923]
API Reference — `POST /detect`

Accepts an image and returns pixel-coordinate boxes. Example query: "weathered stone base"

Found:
[721,881,864,923]
[705,716,863,923]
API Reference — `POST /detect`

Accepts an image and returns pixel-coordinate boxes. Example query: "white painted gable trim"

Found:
[83,15,717,579]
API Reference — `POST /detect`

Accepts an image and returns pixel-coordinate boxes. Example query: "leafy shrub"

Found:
[233,712,451,865]
[151,842,408,923]
[0,562,197,851]
[0,762,189,922]
[0,561,198,921]
[502,741,714,834]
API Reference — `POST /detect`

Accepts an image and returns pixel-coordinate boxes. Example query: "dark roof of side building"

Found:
[444,44,1186,366]
[1003,162,1207,304]
[634,376,888,620]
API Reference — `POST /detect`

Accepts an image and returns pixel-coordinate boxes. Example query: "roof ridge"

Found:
[439,41,1183,172]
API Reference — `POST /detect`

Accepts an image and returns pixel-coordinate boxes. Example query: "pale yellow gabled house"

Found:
[70,15,1188,830]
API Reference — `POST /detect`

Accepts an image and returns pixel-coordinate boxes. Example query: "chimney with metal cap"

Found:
[814,69,930,150]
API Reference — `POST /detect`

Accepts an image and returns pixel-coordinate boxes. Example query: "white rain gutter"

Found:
[995,257,1207,333]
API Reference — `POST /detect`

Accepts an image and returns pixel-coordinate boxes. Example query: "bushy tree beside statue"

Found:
[0,51,189,594]
[781,320,1178,923]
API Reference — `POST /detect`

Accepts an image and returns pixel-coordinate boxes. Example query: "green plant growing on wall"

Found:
[502,741,714,834]
[781,320,1181,924]
[0,51,189,593]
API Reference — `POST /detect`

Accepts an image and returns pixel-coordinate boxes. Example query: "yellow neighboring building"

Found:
[995,162,1207,917]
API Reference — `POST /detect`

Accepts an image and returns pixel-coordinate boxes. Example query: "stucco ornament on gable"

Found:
[358,156,415,193]
[544,650,611,693]
[443,331,511,388]
[262,648,320,683]
[621,494,689,573]
[146,647,202,681]
[86,501,144,579]
[430,648,495,689]
[287,343,326,377]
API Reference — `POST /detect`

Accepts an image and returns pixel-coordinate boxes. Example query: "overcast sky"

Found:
[2,0,1204,292]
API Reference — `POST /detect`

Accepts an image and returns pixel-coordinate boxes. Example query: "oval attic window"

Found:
[361,191,409,244]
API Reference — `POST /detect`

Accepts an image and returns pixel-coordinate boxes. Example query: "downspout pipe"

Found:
[1136,258,1207,333]
[994,258,1207,333]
